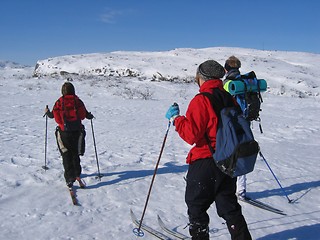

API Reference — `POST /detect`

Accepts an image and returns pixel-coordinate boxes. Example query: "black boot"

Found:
[227,215,252,240]
[189,223,209,240]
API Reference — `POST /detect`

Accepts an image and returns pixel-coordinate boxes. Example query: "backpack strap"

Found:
[257,79,263,103]
[205,132,215,154]
[200,88,235,116]
[73,96,79,119]
[62,96,67,126]
[200,88,237,154]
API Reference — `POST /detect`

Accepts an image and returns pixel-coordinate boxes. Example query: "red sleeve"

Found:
[76,98,87,120]
[174,95,212,145]
[52,98,63,125]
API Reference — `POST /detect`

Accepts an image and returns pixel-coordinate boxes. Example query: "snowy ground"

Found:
[0,48,320,240]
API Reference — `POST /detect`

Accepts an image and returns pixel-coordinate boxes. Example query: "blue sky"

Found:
[1,0,319,65]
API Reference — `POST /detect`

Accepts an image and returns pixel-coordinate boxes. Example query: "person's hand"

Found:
[165,103,180,121]
[43,105,51,117]
[44,105,50,114]
[86,112,94,119]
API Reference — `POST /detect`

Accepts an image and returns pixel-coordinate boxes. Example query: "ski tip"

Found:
[130,209,136,219]
[157,215,164,224]
[130,210,145,237]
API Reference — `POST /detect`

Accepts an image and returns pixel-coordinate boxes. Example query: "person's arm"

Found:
[174,95,210,145]
[76,97,95,120]
[44,105,54,119]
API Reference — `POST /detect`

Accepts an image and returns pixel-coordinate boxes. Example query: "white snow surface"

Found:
[0,47,319,240]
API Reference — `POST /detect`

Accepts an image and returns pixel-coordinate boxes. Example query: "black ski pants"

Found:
[56,128,82,183]
[185,158,252,240]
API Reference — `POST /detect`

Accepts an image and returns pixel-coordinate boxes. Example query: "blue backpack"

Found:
[224,71,266,122]
[201,88,259,177]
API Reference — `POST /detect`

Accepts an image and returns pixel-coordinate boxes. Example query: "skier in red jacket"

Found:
[45,82,93,188]
[165,60,252,240]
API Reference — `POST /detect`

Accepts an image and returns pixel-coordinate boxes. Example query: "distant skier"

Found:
[224,56,247,200]
[165,60,252,240]
[45,81,94,188]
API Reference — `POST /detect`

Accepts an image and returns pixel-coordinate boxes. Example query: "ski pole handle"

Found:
[43,105,49,117]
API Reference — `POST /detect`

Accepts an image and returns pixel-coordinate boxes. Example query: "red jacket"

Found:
[52,95,87,131]
[174,79,224,164]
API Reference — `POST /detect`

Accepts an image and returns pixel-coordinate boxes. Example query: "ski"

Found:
[157,215,191,240]
[130,209,173,240]
[68,186,78,206]
[239,196,286,215]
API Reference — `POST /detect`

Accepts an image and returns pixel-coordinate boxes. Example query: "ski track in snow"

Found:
[1,49,320,240]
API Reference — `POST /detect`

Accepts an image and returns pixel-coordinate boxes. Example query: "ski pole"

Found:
[90,119,103,180]
[259,151,293,203]
[42,106,49,171]
[133,120,171,237]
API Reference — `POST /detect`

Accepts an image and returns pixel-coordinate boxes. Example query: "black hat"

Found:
[198,60,225,79]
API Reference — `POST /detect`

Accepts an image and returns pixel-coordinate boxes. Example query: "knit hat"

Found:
[198,60,225,79]
[61,82,75,96]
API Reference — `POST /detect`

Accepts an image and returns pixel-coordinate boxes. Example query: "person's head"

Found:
[195,60,225,86]
[224,56,241,72]
[61,82,75,96]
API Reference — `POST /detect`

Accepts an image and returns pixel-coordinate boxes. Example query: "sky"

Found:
[1,0,320,66]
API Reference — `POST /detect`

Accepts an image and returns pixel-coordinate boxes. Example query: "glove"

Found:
[86,111,94,119]
[44,105,50,114]
[44,105,53,118]
[165,103,180,121]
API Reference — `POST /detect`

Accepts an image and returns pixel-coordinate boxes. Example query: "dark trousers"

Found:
[56,128,82,183]
[185,158,252,240]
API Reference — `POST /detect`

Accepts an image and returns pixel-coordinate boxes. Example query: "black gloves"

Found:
[44,106,54,118]
[86,111,94,119]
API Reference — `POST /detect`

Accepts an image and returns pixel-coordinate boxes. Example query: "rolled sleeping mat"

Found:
[224,79,267,95]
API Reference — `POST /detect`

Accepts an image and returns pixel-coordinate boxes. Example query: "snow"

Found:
[0,47,320,240]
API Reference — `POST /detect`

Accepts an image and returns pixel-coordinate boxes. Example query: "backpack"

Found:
[224,71,266,122]
[60,96,82,132]
[201,89,259,178]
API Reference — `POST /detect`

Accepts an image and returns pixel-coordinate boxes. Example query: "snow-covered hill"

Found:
[0,47,320,240]
[33,47,320,98]
[0,60,30,69]
[0,60,33,79]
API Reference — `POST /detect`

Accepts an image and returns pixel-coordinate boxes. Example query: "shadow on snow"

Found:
[249,179,320,202]
[257,223,320,240]
[82,161,188,189]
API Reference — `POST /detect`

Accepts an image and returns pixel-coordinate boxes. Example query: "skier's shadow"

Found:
[82,162,188,189]
[256,223,320,240]
[249,180,320,201]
